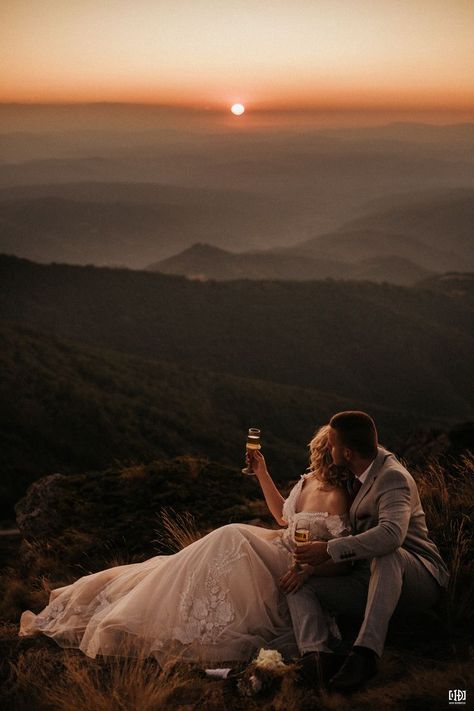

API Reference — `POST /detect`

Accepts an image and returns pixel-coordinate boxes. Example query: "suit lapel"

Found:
[349,447,391,529]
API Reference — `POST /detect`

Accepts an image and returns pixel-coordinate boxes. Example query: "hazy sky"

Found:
[1,0,473,113]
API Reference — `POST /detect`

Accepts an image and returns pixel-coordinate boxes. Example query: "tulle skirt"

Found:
[20,523,300,663]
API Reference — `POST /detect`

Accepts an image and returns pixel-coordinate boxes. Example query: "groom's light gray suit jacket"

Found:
[327,447,449,587]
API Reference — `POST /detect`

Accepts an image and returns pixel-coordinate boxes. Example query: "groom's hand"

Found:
[294,541,330,566]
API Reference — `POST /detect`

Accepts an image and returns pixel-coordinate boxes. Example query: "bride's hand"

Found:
[247,449,268,477]
[279,566,310,594]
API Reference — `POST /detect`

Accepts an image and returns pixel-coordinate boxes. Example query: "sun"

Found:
[231,103,245,116]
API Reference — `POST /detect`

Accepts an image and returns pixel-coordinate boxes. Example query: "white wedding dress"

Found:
[20,474,351,663]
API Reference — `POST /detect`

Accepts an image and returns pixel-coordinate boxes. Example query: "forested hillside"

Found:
[1,255,472,422]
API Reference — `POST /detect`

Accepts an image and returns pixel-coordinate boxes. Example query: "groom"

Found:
[288,411,449,692]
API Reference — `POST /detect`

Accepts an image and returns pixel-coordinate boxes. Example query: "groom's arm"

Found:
[326,470,411,563]
[311,559,353,576]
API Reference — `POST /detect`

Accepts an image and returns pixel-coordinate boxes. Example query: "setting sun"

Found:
[231,103,245,116]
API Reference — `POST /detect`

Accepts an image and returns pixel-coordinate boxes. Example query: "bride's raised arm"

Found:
[249,449,287,527]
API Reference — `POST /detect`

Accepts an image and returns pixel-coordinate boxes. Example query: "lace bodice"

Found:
[281,473,351,546]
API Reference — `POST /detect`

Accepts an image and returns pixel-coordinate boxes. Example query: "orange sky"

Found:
[1,0,473,116]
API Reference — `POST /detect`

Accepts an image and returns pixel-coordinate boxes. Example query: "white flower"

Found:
[249,674,262,693]
[254,648,287,671]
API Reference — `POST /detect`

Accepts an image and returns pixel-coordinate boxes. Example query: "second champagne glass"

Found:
[293,517,311,572]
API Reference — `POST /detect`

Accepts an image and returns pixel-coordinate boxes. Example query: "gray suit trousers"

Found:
[286,548,441,658]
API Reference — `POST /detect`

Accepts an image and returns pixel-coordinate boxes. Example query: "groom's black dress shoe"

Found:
[296,651,347,688]
[327,648,377,693]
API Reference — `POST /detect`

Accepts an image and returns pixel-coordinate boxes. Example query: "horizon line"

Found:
[1,100,474,113]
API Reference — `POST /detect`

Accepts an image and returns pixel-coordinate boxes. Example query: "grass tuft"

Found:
[153,508,203,554]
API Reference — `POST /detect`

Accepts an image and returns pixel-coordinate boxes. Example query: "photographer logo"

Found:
[449,690,466,705]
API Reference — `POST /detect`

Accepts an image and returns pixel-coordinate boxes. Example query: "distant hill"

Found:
[358,186,474,214]
[147,242,431,286]
[0,183,306,267]
[0,319,424,517]
[277,191,474,272]
[146,192,473,280]
[1,255,472,424]
[320,122,474,148]
[147,242,351,282]
[283,228,461,272]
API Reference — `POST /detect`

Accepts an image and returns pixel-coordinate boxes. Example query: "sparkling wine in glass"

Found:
[241,427,261,475]
[293,518,311,571]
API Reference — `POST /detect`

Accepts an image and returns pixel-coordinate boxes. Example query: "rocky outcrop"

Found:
[15,473,69,539]
[14,457,267,574]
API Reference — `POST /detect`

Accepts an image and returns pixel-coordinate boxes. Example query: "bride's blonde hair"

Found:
[307,424,349,488]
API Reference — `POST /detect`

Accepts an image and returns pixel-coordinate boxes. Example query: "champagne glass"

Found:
[241,428,261,475]
[293,518,311,571]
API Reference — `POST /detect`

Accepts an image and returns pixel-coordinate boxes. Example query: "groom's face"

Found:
[328,426,352,467]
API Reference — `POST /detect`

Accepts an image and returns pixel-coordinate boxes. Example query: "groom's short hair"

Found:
[330,411,378,458]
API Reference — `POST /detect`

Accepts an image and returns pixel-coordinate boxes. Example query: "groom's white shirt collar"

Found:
[357,459,376,485]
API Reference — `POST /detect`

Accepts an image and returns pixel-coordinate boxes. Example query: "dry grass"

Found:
[153,508,204,554]
[415,455,473,548]
[414,454,474,650]
[0,567,55,624]
[5,638,242,711]
[3,642,473,711]
[11,649,174,711]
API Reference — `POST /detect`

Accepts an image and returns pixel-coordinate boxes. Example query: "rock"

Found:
[14,458,260,574]
[15,473,68,539]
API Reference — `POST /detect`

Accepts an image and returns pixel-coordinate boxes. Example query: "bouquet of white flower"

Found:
[237,648,291,697]
[254,648,288,672]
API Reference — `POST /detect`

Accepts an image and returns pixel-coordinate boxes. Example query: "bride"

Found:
[20,425,352,664]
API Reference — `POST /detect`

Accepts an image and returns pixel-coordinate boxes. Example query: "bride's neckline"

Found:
[294,473,342,516]
[293,510,344,518]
